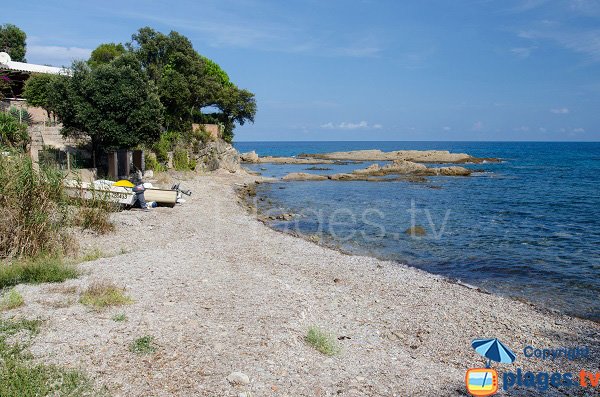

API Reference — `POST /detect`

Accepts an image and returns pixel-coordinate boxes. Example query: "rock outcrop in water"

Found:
[241,149,499,165]
[282,172,328,181]
[297,149,498,164]
[352,160,472,177]
[242,154,336,164]
[281,160,471,181]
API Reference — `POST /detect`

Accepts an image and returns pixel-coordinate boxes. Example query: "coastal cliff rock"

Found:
[282,172,328,181]
[194,139,241,172]
[240,151,259,163]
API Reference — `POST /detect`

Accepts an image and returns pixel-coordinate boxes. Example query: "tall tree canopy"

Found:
[88,43,126,68]
[23,26,255,149]
[0,24,26,62]
[127,27,256,140]
[22,73,63,118]
[53,55,164,152]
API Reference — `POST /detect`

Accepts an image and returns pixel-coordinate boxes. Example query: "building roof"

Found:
[0,52,69,75]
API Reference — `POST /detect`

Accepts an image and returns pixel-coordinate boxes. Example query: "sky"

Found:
[3,0,600,141]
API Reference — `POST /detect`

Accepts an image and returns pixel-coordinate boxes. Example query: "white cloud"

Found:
[518,27,600,62]
[320,121,382,130]
[117,11,382,58]
[572,127,585,132]
[442,126,451,131]
[26,45,91,67]
[551,107,570,114]
[514,126,530,132]
[472,121,484,131]
[510,46,537,58]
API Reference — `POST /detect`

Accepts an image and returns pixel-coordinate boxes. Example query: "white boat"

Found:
[64,180,136,205]
[64,180,180,207]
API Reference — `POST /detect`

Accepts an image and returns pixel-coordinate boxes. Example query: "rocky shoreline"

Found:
[6,170,599,396]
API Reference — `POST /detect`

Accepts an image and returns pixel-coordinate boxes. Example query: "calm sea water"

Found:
[234,141,600,321]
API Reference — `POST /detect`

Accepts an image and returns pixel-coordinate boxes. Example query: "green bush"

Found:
[144,151,166,172]
[0,112,28,149]
[173,148,195,171]
[153,131,181,163]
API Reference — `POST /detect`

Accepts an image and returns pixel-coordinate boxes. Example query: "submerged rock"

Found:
[404,225,427,236]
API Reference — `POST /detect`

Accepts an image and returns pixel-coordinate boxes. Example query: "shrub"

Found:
[130,335,156,354]
[0,112,28,149]
[80,280,132,308]
[173,148,195,171]
[0,288,24,311]
[144,151,166,172]
[72,190,116,235]
[153,131,180,163]
[0,153,71,258]
[73,207,115,234]
[8,107,33,126]
[305,326,340,356]
[0,256,79,289]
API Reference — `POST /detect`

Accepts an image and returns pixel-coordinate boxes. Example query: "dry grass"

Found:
[0,153,71,258]
[73,207,115,235]
[79,280,132,308]
[37,298,75,309]
[45,285,78,294]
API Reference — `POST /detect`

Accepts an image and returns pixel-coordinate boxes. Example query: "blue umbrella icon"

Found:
[471,338,516,391]
[472,338,516,367]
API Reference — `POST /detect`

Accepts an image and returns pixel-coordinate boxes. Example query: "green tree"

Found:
[128,27,256,140]
[52,55,164,159]
[0,24,26,62]
[215,86,256,143]
[88,43,126,68]
[128,27,207,130]
[22,73,62,118]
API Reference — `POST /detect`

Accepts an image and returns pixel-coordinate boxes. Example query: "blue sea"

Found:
[234,141,600,321]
